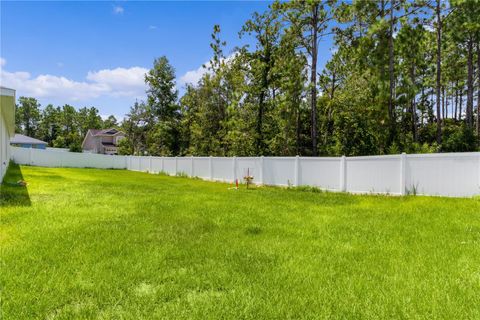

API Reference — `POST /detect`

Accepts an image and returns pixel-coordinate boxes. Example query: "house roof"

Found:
[89,128,124,136]
[10,134,48,145]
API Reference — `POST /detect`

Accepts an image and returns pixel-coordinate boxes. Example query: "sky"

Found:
[0,1,333,120]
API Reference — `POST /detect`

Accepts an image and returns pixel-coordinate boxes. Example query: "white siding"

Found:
[0,114,11,181]
[1,88,15,182]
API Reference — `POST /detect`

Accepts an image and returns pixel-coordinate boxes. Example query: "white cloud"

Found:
[86,67,148,96]
[180,63,209,86]
[0,65,148,102]
[179,53,237,86]
[113,6,124,15]
[0,57,6,67]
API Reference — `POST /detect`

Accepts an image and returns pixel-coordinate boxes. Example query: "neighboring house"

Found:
[82,128,126,155]
[0,86,15,182]
[10,134,48,149]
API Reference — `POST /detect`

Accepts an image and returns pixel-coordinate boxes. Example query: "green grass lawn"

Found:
[1,164,479,319]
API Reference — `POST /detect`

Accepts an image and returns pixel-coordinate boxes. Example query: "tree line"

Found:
[15,97,118,151]
[16,0,480,156]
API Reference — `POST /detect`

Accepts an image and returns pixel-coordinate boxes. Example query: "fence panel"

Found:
[91,154,115,169]
[11,147,30,164]
[236,157,261,184]
[30,148,62,167]
[61,151,89,167]
[406,153,480,197]
[346,155,401,194]
[193,157,210,179]
[112,155,127,169]
[138,157,150,172]
[263,157,296,186]
[150,157,163,173]
[212,157,234,182]
[177,158,192,175]
[163,157,176,175]
[128,156,140,171]
[299,157,341,190]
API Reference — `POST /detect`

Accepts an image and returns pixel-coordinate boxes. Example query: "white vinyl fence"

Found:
[11,146,480,197]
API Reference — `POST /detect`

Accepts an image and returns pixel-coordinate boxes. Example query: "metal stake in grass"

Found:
[243,168,254,189]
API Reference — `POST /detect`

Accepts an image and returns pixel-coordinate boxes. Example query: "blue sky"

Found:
[1,1,333,120]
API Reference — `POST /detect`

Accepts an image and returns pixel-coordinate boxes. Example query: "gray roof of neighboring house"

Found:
[89,128,124,136]
[10,134,48,145]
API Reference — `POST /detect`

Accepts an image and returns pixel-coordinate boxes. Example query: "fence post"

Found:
[209,156,213,180]
[175,156,178,176]
[340,155,346,192]
[400,152,407,196]
[260,156,264,185]
[29,147,33,165]
[161,157,164,173]
[294,155,300,187]
[233,156,237,183]
[149,156,153,173]
[191,156,194,177]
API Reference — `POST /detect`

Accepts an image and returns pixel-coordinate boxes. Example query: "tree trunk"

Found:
[454,83,458,121]
[421,86,425,125]
[256,51,270,155]
[442,86,445,121]
[435,0,442,144]
[466,38,474,128]
[459,90,463,120]
[477,43,480,142]
[410,65,417,141]
[388,0,396,146]
[296,105,301,155]
[310,4,319,156]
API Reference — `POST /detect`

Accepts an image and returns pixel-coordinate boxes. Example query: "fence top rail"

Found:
[299,156,340,161]
[346,154,401,161]
[405,152,480,159]
[16,147,480,161]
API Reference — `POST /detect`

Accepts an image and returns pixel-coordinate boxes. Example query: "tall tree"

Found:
[77,107,103,138]
[277,0,335,155]
[103,115,119,129]
[435,0,443,144]
[15,97,41,137]
[241,9,281,154]
[38,104,61,145]
[144,56,181,155]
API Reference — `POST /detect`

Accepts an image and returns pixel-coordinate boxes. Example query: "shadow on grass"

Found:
[0,162,31,207]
